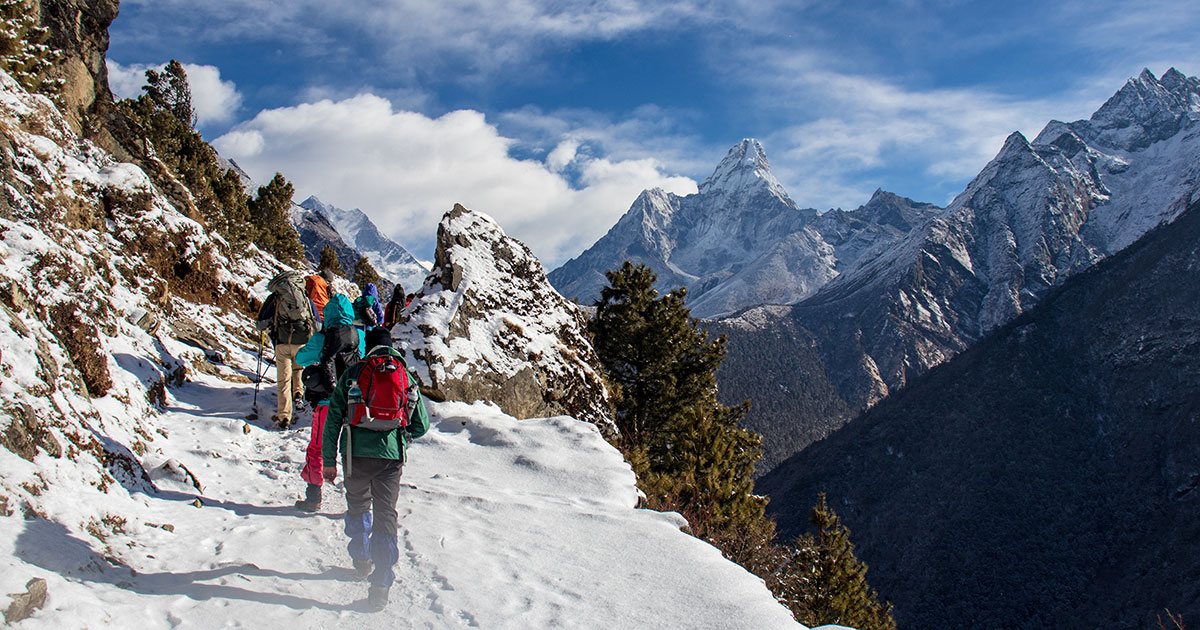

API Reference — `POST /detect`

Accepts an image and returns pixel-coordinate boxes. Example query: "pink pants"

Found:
[301,405,328,486]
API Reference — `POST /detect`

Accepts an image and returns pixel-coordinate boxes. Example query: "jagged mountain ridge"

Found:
[548,139,937,318]
[713,68,1200,475]
[298,196,429,292]
[758,195,1200,630]
[789,67,1200,407]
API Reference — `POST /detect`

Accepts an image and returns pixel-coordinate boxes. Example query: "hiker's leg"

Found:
[274,343,301,421]
[300,405,327,486]
[367,458,404,587]
[343,457,373,562]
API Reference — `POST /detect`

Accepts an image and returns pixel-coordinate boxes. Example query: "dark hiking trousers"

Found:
[343,456,403,587]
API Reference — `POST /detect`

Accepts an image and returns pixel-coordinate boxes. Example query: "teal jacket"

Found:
[296,295,366,406]
[296,295,365,367]
[322,346,430,467]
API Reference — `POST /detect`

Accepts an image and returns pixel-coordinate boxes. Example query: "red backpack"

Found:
[348,355,410,431]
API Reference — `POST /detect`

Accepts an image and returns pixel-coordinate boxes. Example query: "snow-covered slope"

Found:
[0,67,809,628]
[300,196,429,292]
[549,140,934,318]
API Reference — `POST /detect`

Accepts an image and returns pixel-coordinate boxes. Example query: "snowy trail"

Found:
[5,358,804,629]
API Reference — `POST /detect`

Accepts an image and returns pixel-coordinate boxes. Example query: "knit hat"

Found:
[365,327,393,351]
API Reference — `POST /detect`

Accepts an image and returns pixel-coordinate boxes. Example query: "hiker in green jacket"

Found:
[322,327,429,611]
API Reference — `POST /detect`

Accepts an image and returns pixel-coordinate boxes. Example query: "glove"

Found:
[322,466,337,483]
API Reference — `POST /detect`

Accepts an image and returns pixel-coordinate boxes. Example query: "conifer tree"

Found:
[116,61,255,253]
[590,263,896,628]
[0,0,63,98]
[590,261,768,559]
[590,261,726,446]
[352,256,381,290]
[776,494,897,630]
[318,245,344,276]
[248,173,305,264]
[142,60,195,128]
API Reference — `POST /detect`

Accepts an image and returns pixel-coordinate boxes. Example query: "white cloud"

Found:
[105,60,243,127]
[721,47,1112,210]
[212,94,697,268]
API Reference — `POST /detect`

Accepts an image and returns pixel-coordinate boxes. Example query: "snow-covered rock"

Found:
[394,204,617,438]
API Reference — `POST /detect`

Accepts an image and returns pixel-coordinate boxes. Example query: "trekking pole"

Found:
[252,330,266,411]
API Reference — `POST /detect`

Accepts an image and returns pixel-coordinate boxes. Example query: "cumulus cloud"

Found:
[212,94,696,268]
[105,60,243,127]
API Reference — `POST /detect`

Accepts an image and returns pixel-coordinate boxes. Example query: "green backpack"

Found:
[268,270,314,344]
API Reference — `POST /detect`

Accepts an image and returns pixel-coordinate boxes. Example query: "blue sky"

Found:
[105,0,1200,268]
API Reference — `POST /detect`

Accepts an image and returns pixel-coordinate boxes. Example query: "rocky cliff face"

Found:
[759,197,1200,630]
[393,204,616,437]
[35,0,127,158]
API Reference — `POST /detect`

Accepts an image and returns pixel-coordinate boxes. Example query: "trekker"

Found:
[293,294,365,512]
[322,328,429,611]
[306,274,330,324]
[351,284,381,329]
[382,284,408,329]
[256,270,319,429]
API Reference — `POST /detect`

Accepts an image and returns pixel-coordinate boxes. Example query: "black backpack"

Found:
[301,325,360,404]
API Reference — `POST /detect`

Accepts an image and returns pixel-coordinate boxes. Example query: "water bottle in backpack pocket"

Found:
[348,355,409,431]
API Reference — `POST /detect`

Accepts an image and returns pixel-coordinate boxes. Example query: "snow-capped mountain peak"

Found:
[298,195,429,291]
[1086,67,1200,151]
[698,138,789,201]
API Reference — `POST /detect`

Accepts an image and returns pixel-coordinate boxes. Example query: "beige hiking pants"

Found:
[274,342,305,420]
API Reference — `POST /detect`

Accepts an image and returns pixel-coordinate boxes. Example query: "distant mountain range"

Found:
[556,68,1200,475]
[549,139,939,319]
[758,195,1200,630]
[297,196,430,293]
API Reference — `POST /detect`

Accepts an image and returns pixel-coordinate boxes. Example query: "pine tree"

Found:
[318,245,344,276]
[352,256,381,290]
[589,262,726,446]
[248,173,305,264]
[590,262,895,627]
[775,494,897,630]
[590,261,770,561]
[0,0,63,98]
[116,61,255,253]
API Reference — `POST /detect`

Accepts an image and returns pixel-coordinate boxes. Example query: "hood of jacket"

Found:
[365,283,380,302]
[322,294,355,327]
[306,275,329,306]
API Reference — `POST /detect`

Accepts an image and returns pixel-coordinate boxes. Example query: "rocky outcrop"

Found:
[35,0,127,157]
[394,204,616,437]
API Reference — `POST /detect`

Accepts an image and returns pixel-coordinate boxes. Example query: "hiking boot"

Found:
[272,414,291,430]
[294,483,321,512]
[353,558,373,580]
[365,585,389,611]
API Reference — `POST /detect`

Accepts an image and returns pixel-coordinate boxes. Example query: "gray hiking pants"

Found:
[344,456,404,534]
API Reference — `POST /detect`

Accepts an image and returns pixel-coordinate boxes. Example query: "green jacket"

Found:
[322,346,430,467]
